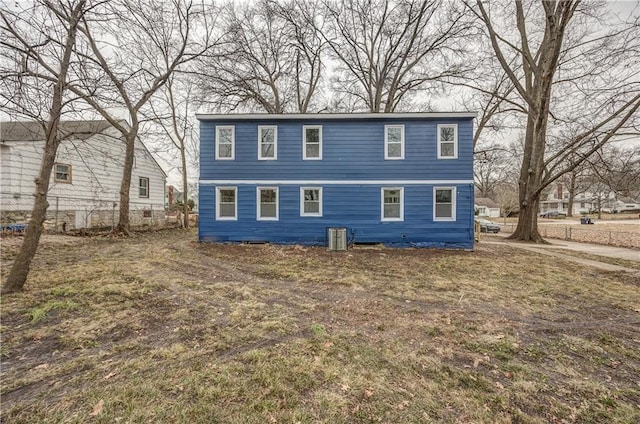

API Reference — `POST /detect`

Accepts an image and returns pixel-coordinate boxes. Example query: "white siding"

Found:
[1,128,165,228]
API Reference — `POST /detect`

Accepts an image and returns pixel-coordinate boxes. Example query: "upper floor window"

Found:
[381,187,404,221]
[216,187,237,220]
[434,187,456,221]
[139,177,149,198]
[257,187,279,220]
[301,187,322,217]
[258,126,277,160]
[303,125,322,160]
[54,163,72,183]
[216,126,235,160]
[437,124,458,159]
[384,125,404,160]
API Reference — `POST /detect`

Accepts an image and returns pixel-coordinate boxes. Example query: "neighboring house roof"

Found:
[1,120,167,178]
[196,112,477,121]
[616,196,638,204]
[1,120,113,141]
[475,197,499,209]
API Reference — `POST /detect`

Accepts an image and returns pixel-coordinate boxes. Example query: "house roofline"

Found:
[196,112,477,121]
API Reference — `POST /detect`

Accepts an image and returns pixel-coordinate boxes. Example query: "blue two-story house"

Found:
[198,112,476,249]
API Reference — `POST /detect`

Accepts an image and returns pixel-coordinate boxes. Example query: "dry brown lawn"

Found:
[1,229,639,423]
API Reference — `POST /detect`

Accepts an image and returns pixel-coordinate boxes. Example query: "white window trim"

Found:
[384,125,405,160]
[256,186,279,221]
[216,186,238,221]
[437,124,458,160]
[303,125,323,160]
[215,125,235,160]
[433,186,456,221]
[300,187,323,217]
[258,125,277,160]
[381,187,404,222]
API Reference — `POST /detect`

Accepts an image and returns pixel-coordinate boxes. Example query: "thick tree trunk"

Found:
[115,131,137,235]
[567,172,576,217]
[2,1,84,294]
[2,140,58,293]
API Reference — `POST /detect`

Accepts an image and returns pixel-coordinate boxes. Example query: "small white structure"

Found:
[1,120,166,230]
[475,197,501,218]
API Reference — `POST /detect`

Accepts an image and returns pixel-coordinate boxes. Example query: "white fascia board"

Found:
[196,112,477,121]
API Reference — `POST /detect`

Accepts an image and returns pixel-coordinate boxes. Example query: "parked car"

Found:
[474,218,501,233]
[539,211,567,218]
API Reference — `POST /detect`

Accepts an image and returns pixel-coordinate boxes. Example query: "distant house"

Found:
[475,197,500,218]
[1,120,166,230]
[198,112,476,249]
[538,182,633,215]
[611,197,640,213]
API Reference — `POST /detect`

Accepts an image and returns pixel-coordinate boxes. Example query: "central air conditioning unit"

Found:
[327,227,347,251]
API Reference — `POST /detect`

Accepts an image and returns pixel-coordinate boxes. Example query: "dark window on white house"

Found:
[139,177,149,198]
[54,163,72,183]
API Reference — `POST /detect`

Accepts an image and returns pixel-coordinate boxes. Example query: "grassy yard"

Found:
[1,229,639,423]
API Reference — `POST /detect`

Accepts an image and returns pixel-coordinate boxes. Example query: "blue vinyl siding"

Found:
[200,118,473,181]
[199,115,475,248]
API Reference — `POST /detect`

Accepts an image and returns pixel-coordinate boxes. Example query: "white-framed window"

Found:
[216,187,237,220]
[216,126,235,160]
[437,124,458,159]
[384,125,404,160]
[381,187,404,221]
[54,163,72,183]
[258,125,277,160]
[257,187,278,220]
[300,187,322,217]
[434,187,456,221]
[139,177,149,198]
[303,125,322,160]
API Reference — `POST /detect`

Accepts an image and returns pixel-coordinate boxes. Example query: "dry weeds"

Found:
[1,229,639,423]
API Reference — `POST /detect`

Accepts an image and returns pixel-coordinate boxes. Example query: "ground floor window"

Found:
[139,177,149,198]
[301,187,322,216]
[434,187,456,221]
[216,187,237,220]
[257,187,278,220]
[381,187,404,221]
[55,163,72,183]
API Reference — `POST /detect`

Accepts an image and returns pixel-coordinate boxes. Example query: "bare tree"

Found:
[199,0,324,113]
[146,73,199,228]
[474,142,519,198]
[472,0,640,242]
[322,0,473,112]
[588,144,640,201]
[1,0,88,294]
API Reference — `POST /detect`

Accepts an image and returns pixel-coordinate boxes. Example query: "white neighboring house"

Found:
[539,182,626,215]
[475,197,501,218]
[1,120,167,230]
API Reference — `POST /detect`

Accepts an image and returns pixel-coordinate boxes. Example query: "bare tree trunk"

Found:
[115,132,136,234]
[567,172,576,217]
[181,147,189,229]
[2,1,84,294]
